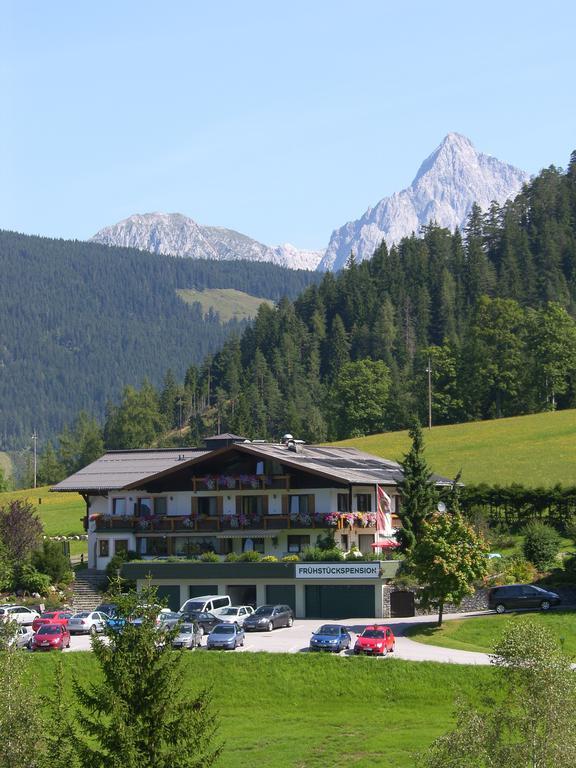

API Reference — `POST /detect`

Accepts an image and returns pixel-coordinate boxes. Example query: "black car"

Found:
[488,584,561,614]
[182,611,222,636]
[243,604,294,632]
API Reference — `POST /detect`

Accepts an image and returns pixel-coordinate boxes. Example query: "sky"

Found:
[2,1,575,250]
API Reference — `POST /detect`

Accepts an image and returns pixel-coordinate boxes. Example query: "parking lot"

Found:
[61,612,493,664]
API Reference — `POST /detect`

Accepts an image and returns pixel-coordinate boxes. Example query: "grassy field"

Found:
[0,450,12,479]
[28,653,493,767]
[176,288,274,322]
[335,409,576,486]
[407,611,576,657]
[0,485,84,536]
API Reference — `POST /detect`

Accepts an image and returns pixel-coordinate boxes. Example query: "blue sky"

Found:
[2,1,575,249]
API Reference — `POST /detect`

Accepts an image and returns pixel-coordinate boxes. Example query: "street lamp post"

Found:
[425,356,432,430]
[31,430,38,488]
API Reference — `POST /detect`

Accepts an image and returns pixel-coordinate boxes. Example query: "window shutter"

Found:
[308,495,315,515]
[236,496,242,515]
[191,497,198,517]
[282,495,289,515]
[216,497,224,517]
[262,496,269,515]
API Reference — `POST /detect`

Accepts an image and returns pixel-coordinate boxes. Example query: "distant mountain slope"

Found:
[0,230,320,447]
[92,213,323,271]
[319,133,530,271]
[176,288,274,323]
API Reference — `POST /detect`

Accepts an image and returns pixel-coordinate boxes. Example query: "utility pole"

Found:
[425,356,432,431]
[31,430,38,488]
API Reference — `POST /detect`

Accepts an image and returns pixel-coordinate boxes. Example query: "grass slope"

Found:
[0,486,84,536]
[407,611,576,657]
[177,288,274,322]
[28,653,493,768]
[335,409,576,486]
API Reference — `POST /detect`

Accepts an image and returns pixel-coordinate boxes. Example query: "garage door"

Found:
[305,585,375,619]
[266,585,296,613]
[156,585,181,612]
[189,585,218,599]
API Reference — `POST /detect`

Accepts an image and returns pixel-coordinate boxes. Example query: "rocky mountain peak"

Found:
[318,134,530,271]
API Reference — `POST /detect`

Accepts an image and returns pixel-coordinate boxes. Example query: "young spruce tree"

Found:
[74,582,221,768]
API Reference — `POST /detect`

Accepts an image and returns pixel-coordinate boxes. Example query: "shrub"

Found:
[281,554,300,562]
[260,555,278,562]
[105,550,139,581]
[200,551,219,563]
[489,555,538,586]
[301,547,322,562]
[31,540,73,585]
[225,552,239,562]
[16,564,51,595]
[320,548,344,561]
[238,550,261,562]
[522,522,561,571]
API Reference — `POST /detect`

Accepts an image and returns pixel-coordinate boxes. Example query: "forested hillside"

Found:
[0,231,319,448]
[30,153,576,484]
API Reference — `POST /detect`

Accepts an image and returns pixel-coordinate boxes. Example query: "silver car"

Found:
[171,622,202,650]
[14,625,35,649]
[68,611,108,635]
[217,606,255,626]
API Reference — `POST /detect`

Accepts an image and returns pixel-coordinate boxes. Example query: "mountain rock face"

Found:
[318,133,530,271]
[91,213,323,271]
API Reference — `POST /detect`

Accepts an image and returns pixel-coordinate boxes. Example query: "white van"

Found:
[179,595,231,617]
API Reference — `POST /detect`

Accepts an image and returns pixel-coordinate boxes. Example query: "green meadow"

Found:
[29,652,493,768]
[407,611,576,658]
[335,409,576,486]
[177,288,274,322]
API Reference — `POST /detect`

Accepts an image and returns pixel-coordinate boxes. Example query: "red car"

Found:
[31,624,71,651]
[353,625,395,656]
[32,611,72,632]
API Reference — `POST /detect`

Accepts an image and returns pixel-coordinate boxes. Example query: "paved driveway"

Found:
[62,611,493,664]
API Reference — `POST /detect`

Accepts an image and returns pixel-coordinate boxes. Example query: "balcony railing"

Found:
[92,513,343,533]
[191,474,290,492]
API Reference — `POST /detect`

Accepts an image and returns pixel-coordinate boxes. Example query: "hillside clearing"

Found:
[335,409,576,486]
[0,485,84,536]
[176,288,274,322]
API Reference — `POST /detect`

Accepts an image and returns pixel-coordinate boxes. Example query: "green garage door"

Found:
[266,585,296,613]
[156,585,181,612]
[189,585,218,599]
[305,585,375,619]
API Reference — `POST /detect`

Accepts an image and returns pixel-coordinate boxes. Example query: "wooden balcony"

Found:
[191,474,290,492]
[93,513,334,534]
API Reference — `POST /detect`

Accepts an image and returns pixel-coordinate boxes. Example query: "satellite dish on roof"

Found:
[437,501,447,513]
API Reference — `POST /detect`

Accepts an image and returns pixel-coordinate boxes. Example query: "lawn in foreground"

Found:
[28,653,494,768]
[407,611,576,658]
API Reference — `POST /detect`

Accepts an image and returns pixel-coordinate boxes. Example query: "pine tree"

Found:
[396,421,438,553]
[74,584,221,768]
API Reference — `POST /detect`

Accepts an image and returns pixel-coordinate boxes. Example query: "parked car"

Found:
[183,611,223,636]
[68,611,109,635]
[309,624,352,653]
[217,606,255,625]
[95,602,118,617]
[244,604,294,632]
[0,605,40,626]
[9,625,35,649]
[488,584,561,613]
[31,624,71,651]
[32,611,73,632]
[157,611,183,630]
[172,622,203,650]
[206,623,245,650]
[179,595,232,617]
[353,625,395,656]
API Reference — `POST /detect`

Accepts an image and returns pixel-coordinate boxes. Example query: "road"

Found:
[61,611,493,664]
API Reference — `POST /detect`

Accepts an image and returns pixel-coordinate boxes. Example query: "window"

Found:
[112,498,126,516]
[98,539,109,557]
[135,498,153,517]
[337,493,349,513]
[154,497,167,516]
[242,537,265,553]
[173,537,200,557]
[219,538,233,555]
[146,537,169,556]
[287,535,310,553]
[114,539,128,555]
[356,494,372,512]
[198,497,218,517]
[241,496,266,516]
[289,496,309,516]
[212,597,230,610]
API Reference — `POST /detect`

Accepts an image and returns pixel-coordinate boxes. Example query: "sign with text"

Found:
[295,562,380,579]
